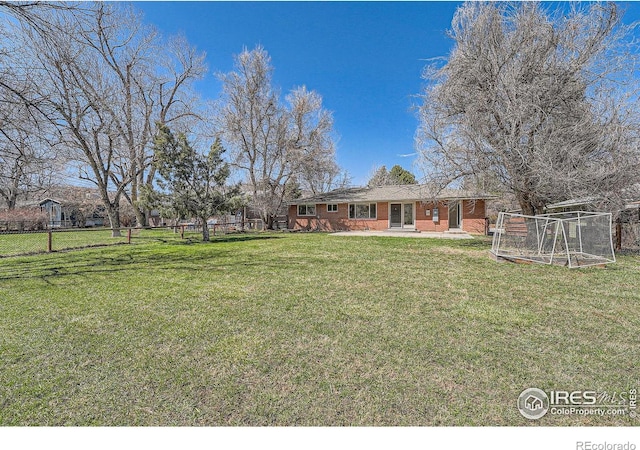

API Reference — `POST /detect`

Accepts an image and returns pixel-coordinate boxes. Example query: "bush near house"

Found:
[0,207,48,231]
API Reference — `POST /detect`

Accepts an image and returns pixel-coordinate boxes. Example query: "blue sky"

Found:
[134,1,640,186]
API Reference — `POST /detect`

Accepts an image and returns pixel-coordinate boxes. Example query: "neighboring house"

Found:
[84,214,105,227]
[148,209,164,227]
[288,185,495,234]
[2,187,115,229]
[39,197,109,228]
[39,198,72,228]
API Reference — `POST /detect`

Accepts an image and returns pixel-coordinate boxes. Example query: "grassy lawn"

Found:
[0,231,638,426]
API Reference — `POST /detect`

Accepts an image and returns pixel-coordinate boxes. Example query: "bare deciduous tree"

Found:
[416,2,640,215]
[299,165,351,196]
[16,4,137,235]
[286,86,342,196]
[217,47,338,228]
[0,104,59,208]
[68,6,207,228]
[129,33,207,227]
[0,3,70,209]
[77,4,158,230]
[6,2,206,234]
[367,165,391,187]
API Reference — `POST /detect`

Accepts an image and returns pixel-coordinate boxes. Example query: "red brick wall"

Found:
[461,199,487,234]
[415,201,449,232]
[288,199,487,234]
[288,203,388,231]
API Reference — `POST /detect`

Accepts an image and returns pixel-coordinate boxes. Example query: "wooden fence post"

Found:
[47,230,53,253]
[181,225,185,239]
[127,228,132,244]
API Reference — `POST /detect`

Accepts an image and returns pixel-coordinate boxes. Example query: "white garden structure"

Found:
[491,211,616,268]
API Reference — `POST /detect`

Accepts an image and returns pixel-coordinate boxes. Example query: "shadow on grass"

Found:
[454,238,493,250]
[0,234,291,282]
[162,234,283,246]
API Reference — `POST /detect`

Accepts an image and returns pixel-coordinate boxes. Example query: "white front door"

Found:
[403,203,415,228]
[390,203,415,229]
[448,201,461,229]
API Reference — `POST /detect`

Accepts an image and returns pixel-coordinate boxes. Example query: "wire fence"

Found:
[2,221,638,259]
[0,219,282,258]
[0,226,222,258]
[178,219,267,234]
[618,222,640,252]
[0,228,142,257]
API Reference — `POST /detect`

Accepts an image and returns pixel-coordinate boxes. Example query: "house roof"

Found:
[14,199,43,208]
[290,185,497,205]
[626,201,640,210]
[545,196,640,211]
[545,197,601,210]
[38,198,62,206]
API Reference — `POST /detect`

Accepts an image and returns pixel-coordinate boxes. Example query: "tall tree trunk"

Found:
[516,190,545,216]
[201,218,210,242]
[265,213,274,230]
[132,196,146,228]
[6,190,17,210]
[101,189,122,237]
[6,161,21,210]
[106,203,121,237]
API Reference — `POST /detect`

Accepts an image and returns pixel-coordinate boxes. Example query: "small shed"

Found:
[39,198,64,228]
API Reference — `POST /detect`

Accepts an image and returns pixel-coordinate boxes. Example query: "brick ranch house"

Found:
[288,185,495,234]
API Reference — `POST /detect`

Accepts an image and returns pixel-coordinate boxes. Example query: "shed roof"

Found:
[545,196,640,211]
[38,198,62,206]
[290,185,496,205]
[544,197,600,210]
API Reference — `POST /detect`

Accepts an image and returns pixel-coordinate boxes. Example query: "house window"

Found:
[349,203,377,219]
[327,204,338,213]
[297,204,316,216]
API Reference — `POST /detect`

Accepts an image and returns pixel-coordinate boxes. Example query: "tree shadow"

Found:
[454,238,492,250]
[171,234,284,245]
[0,234,289,282]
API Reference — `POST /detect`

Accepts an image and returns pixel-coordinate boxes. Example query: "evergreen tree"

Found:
[149,124,242,241]
[367,166,389,186]
[368,165,417,186]
[389,165,417,185]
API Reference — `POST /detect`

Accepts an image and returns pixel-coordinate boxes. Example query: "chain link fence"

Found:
[0,228,170,257]
[0,222,279,258]
[618,222,640,252]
